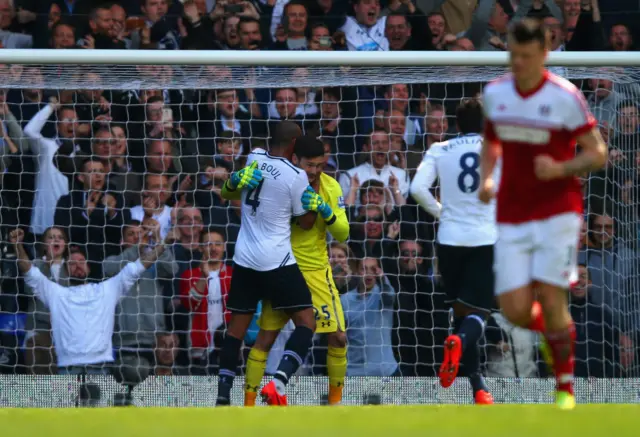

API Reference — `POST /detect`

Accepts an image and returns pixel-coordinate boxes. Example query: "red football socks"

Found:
[527,301,546,333]
[545,322,576,395]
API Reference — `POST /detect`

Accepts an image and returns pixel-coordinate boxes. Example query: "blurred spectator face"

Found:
[224,16,240,47]
[79,160,106,191]
[295,153,325,185]
[361,257,381,291]
[48,3,61,29]
[384,84,409,113]
[0,0,13,30]
[145,173,169,204]
[218,139,242,161]
[488,3,508,34]
[354,0,380,27]
[275,88,298,119]
[320,92,340,119]
[329,244,350,276]
[588,78,613,99]
[146,99,164,123]
[426,107,448,142]
[90,7,114,36]
[215,89,239,118]
[592,214,614,247]
[363,205,384,239]
[140,89,163,105]
[385,109,406,136]
[92,129,114,159]
[52,23,76,49]
[156,333,178,367]
[122,223,144,248]
[178,207,204,241]
[238,21,262,50]
[570,265,590,300]
[111,126,128,158]
[309,24,332,51]
[564,0,580,18]
[360,183,384,206]
[147,140,173,173]
[610,24,632,51]
[544,17,563,50]
[399,240,422,273]
[452,37,475,51]
[142,0,168,24]
[67,250,91,281]
[43,227,67,261]
[285,4,308,37]
[24,67,43,100]
[202,231,225,262]
[367,131,391,168]
[428,13,445,46]
[618,105,639,134]
[111,4,127,39]
[385,15,410,50]
[57,108,78,138]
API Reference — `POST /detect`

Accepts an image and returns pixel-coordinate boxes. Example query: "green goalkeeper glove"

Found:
[301,185,333,220]
[228,161,263,190]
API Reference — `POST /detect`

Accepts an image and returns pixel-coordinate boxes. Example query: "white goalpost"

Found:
[0,49,638,407]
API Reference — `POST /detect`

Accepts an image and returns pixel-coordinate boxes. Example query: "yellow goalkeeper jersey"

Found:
[292,172,349,272]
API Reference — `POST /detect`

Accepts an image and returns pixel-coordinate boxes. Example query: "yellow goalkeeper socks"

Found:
[244,348,268,406]
[327,346,347,405]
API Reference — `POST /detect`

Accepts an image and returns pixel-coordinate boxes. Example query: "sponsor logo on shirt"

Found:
[337,196,345,209]
[495,125,550,145]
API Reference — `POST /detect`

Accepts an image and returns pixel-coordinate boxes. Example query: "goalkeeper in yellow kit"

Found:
[244,135,350,406]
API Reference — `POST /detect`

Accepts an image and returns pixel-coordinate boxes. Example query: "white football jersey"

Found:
[233,148,309,271]
[339,16,389,51]
[411,134,497,246]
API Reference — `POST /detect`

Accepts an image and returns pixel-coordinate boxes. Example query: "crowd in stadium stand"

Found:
[0,0,638,383]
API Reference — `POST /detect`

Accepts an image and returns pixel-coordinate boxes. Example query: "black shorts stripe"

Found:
[326,268,343,331]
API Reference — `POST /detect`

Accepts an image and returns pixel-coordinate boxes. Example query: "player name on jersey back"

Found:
[233,148,309,272]
[483,71,596,224]
[428,134,497,246]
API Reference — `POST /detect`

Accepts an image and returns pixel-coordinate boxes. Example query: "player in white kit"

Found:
[411,99,496,405]
[215,122,318,406]
[479,19,607,410]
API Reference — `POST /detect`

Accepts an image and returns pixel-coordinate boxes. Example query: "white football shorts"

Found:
[494,212,582,295]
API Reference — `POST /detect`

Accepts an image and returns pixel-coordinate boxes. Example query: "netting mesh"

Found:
[0,60,639,406]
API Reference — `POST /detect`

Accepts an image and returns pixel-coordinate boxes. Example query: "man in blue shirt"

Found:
[341,256,398,376]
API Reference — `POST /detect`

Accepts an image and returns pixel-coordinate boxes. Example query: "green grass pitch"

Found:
[2,405,639,437]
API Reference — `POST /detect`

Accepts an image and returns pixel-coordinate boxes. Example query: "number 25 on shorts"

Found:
[313,305,331,321]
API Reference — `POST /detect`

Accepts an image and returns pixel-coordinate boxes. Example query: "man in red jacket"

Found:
[179,228,232,374]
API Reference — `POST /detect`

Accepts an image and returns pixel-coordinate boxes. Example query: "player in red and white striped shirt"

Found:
[479,19,607,410]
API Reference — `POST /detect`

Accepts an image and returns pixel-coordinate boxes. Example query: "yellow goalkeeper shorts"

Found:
[259,267,345,334]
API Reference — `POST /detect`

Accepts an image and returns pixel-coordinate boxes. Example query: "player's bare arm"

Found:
[534,127,607,181]
[478,138,501,204]
[9,229,31,274]
[297,211,318,230]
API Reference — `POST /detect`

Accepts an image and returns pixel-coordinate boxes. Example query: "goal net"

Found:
[0,50,638,407]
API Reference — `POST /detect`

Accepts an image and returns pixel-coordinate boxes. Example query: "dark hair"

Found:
[315,87,341,104]
[201,227,227,242]
[146,95,164,106]
[386,12,409,25]
[456,99,484,134]
[51,19,75,36]
[427,11,445,21]
[80,156,107,170]
[124,219,142,229]
[237,16,260,30]
[217,131,241,143]
[68,245,88,260]
[509,18,548,47]
[358,179,385,203]
[617,99,639,112]
[294,135,325,159]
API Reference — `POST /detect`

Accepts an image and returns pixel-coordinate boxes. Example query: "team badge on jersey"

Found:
[337,196,345,209]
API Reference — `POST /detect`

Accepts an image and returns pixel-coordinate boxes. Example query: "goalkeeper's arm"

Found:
[221,161,262,200]
[302,186,349,242]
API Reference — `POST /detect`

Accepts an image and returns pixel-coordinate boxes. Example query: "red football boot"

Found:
[439,334,462,388]
[260,381,288,406]
[474,390,494,405]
